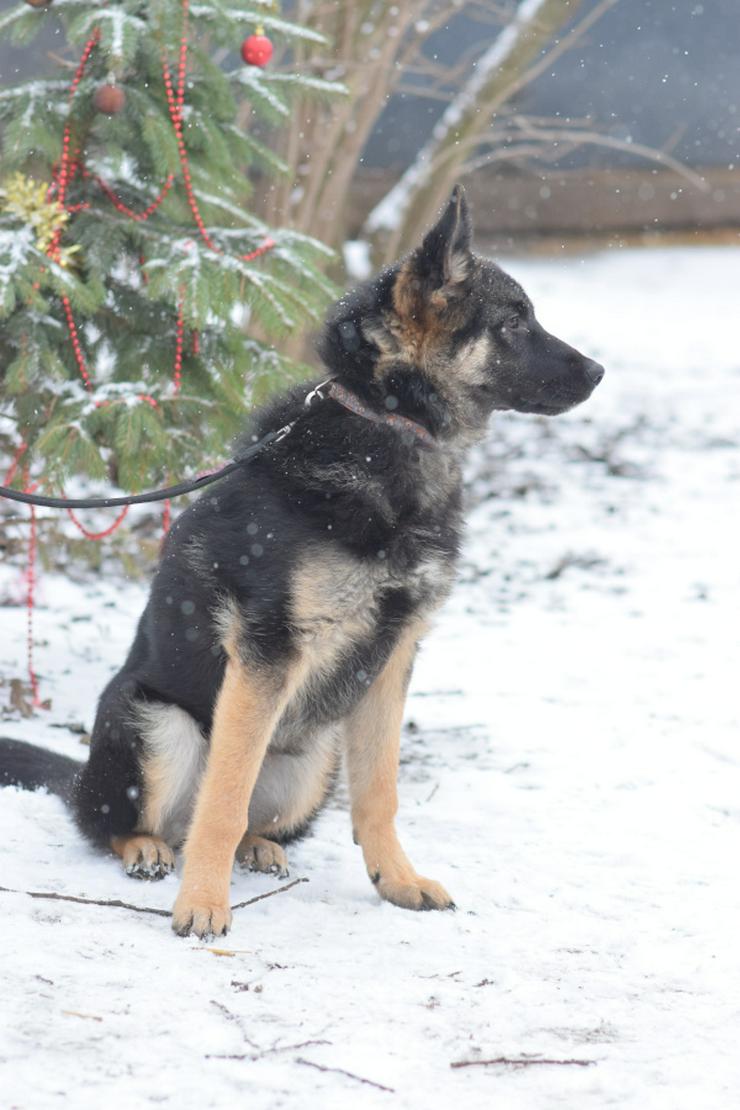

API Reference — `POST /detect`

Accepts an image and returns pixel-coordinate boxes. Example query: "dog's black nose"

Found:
[584,359,605,386]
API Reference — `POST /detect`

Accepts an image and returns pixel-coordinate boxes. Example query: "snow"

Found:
[2,245,740,1108]
[343,239,373,280]
[0,224,34,287]
[95,8,145,58]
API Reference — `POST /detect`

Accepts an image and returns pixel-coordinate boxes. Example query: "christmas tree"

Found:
[0,0,341,494]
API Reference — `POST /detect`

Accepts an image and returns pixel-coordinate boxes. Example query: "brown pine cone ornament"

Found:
[93,83,126,115]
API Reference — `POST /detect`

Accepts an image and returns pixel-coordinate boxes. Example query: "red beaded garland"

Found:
[241,33,273,68]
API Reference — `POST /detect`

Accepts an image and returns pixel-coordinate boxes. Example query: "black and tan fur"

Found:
[0,187,604,937]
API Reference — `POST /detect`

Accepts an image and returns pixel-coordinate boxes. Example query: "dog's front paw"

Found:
[171,890,232,938]
[374,873,455,912]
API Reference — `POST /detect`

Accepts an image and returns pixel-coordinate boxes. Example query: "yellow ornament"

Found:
[0,172,80,267]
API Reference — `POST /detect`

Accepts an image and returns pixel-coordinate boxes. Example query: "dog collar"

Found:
[305,379,435,447]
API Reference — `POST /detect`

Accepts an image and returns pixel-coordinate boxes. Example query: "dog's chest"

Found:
[289,542,455,653]
[276,543,454,735]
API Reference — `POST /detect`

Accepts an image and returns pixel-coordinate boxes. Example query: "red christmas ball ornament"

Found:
[241,29,273,68]
[24,0,53,7]
[94,83,126,115]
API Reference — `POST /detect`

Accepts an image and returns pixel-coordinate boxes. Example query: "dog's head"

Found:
[319,186,604,438]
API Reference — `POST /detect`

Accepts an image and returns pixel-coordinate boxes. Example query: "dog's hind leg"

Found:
[74,688,204,880]
[73,675,148,851]
[109,701,205,880]
[110,834,175,880]
[236,833,289,878]
[345,622,454,912]
[135,702,206,849]
[238,724,341,877]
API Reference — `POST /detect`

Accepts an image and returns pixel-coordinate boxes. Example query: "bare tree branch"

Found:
[464,122,709,191]
[500,0,621,106]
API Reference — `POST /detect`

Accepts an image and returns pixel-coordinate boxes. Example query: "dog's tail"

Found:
[0,738,81,802]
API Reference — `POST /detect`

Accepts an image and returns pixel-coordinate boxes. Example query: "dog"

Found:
[0,186,604,938]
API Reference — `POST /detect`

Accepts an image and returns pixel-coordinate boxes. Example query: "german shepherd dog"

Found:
[0,187,603,937]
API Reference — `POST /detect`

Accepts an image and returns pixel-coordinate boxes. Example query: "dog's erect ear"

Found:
[414,184,472,288]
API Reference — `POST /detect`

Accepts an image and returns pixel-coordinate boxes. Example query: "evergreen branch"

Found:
[190,6,328,44]
[232,70,291,117]
[222,125,289,176]
[272,230,335,260]
[0,4,29,35]
[71,8,147,56]
[185,186,269,232]
[0,80,69,104]
[261,74,349,97]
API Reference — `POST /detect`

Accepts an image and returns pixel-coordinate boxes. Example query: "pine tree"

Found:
[0,0,342,494]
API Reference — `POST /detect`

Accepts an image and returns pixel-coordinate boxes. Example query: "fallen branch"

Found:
[0,885,170,917]
[231,877,308,911]
[0,876,308,918]
[295,1057,395,1094]
[209,999,261,1051]
[207,1039,332,1062]
[451,1056,596,1070]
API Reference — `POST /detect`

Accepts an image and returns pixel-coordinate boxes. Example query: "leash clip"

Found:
[264,377,336,452]
[272,419,297,444]
[303,377,335,408]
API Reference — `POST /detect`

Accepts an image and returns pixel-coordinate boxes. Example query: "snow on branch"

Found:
[0,80,68,105]
[190,5,328,45]
[232,69,291,118]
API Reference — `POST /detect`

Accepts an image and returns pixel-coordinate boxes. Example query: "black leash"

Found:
[0,417,300,512]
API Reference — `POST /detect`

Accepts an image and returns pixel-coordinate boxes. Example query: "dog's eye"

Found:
[504,314,520,331]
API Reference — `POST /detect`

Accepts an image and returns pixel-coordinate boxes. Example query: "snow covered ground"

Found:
[1,245,739,1109]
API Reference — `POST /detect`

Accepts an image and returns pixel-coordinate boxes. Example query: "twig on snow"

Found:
[295,1057,395,1093]
[62,1009,103,1022]
[451,1056,596,1069]
[210,999,262,1051]
[545,552,607,581]
[207,1039,332,1062]
[0,876,308,919]
[230,877,308,911]
[0,885,171,917]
